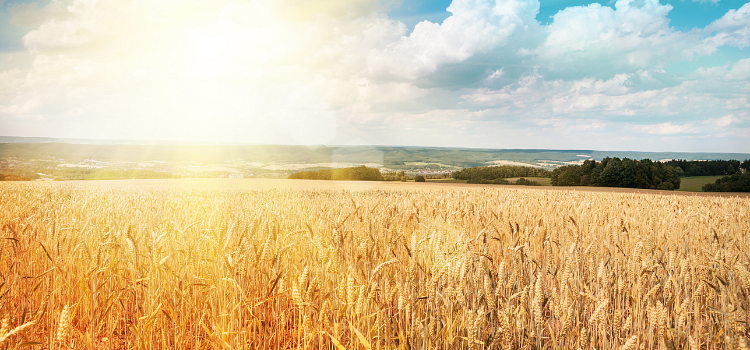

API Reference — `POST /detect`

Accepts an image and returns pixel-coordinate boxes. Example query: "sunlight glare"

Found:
[182,27,230,79]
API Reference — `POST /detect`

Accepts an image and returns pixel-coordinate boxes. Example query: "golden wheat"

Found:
[0,181,748,349]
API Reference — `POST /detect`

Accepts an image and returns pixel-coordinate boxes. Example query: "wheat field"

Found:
[0,181,749,349]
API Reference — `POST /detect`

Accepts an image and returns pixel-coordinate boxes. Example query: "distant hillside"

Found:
[0,142,336,164]
[0,138,748,170]
[0,136,246,145]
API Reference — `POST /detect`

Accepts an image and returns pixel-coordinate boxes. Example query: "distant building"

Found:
[229,173,244,179]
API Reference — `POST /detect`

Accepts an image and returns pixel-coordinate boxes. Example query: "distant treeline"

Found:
[382,171,407,181]
[467,177,542,186]
[703,173,750,192]
[288,165,384,181]
[551,158,681,190]
[452,165,550,182]
[663,159,743,177]
[516,178,542,186]
[0,173,32,181]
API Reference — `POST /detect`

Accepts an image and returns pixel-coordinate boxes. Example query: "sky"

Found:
[0,0,749,152]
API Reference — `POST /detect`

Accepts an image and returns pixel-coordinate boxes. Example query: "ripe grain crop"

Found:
[0,181,748,349]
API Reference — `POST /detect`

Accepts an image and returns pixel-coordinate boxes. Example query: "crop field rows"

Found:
[0,182,749,349]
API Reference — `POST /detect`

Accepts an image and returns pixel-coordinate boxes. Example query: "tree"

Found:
[558,167,580,186]
[453,165,550,181]
[674,166,684,177]
[657,181,675,190]
[515,178,541,186]
[619,159,638,188]
[414,175,426,182]
[703,173,750,192]
[550,158,679,190]
[686,163,702,177]
[550,165,582,186]
[598,158,623,187]
[383,171,407,181]
[580,160,597,185]
[289,165,384,181]
[661,166,681,190]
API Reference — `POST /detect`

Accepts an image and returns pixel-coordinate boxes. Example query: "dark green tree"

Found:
[550,157,679,190]
[598,157,623,187]
[703,173,750,192]
[453,165,550,182]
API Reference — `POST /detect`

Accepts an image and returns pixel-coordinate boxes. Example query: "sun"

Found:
[181,27,230,80]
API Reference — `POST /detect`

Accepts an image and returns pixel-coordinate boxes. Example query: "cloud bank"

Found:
[0,0,748,152]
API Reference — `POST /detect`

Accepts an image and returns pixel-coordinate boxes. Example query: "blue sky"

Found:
[0,0,749,152]
[389,0,749,30]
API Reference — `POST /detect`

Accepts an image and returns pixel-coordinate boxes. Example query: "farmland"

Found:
[1,179,749,349]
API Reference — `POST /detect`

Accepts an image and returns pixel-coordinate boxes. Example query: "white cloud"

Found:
[728,58,750,80]
[705,2,750,35]
[713,114,736,127]
[0,68,22,92]
[630,122,696,135]
[534,0,704,78]
[359,81,429,104]
[484,68,505,82]
[366,0,539,80]
[693,58,750,81]
[462,66,750,128]
[698,2,750,54]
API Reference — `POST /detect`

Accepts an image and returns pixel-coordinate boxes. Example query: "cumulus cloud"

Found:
[367,0,540,80]
[534,0,702,79]
[703,2,750,49]
[462,66,750,127]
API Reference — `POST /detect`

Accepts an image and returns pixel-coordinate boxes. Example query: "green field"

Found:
[677,175,725,192]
